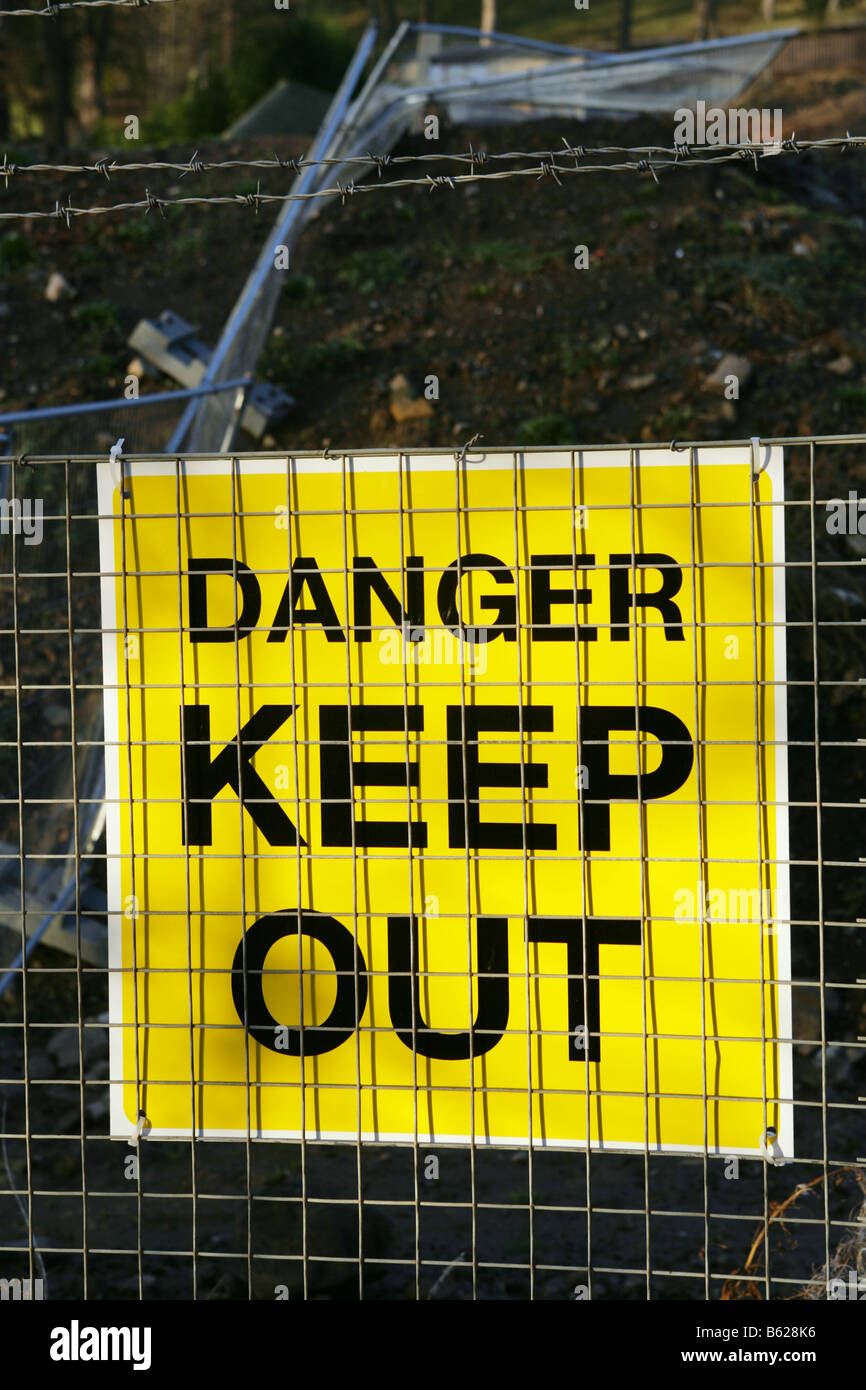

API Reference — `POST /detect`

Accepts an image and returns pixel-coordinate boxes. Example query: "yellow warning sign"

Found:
[98,446,791,1154]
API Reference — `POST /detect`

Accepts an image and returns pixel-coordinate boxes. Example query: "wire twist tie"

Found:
[144,188,166,218]
[240,181,262,213]
[537,160,562,185]
[179,150,205,179]
[426,173,455,192]
[455,432,483,466]
[369,150,392,178]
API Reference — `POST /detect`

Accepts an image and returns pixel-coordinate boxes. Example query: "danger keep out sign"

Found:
[98,446,791,1155]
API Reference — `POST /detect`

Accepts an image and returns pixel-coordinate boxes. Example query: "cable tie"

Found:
[751,435,770,480]
[127,1110,150,1146]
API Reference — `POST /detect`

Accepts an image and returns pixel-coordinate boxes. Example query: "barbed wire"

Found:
[0,136,863,224]
[0,0,174,15]
[1,134,863,185]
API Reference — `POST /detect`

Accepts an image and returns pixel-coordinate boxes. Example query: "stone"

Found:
[827,355,854,376]
[44,272,75,302]
[704,353,752,391]
[623,372,656,391]
[389,373,434,423]
[390,393,434,422]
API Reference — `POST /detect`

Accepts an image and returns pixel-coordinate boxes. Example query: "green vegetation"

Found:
[698,251,812,313]
[70,300,121,341]
[0,232,36,272]
[316,0,858,51]
[336,248,408,294]
[835,382,866,412]
[261,326,366,384]
[468,239,557,275]
[560,333,623,376]
[81,353,116,382]
[166,229,209,264]
[654,405,697,437]
[281,273,321,304]
[141,17,355,143]
[112,219,165,248]
[559,337,588,375]
[517,414,576,446]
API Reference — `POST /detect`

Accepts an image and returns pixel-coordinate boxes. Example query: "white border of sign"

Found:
[98,446,792,1157]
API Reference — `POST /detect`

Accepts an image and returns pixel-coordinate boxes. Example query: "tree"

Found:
[0,22,9,142]
[695,0,719,41]
[76,9,112,135]
[43,13,76,146]
[620,0,633,50]
[481,0,497,34]
[761,0,775,20]
[377,0,398,32]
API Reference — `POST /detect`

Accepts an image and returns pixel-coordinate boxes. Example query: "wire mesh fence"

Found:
[0,437,862,1302]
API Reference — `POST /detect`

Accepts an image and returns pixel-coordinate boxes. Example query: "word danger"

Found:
[187,550,688,644]
[232,909,641,1062]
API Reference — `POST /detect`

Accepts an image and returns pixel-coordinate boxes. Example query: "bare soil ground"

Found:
[0,64,864,1302]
